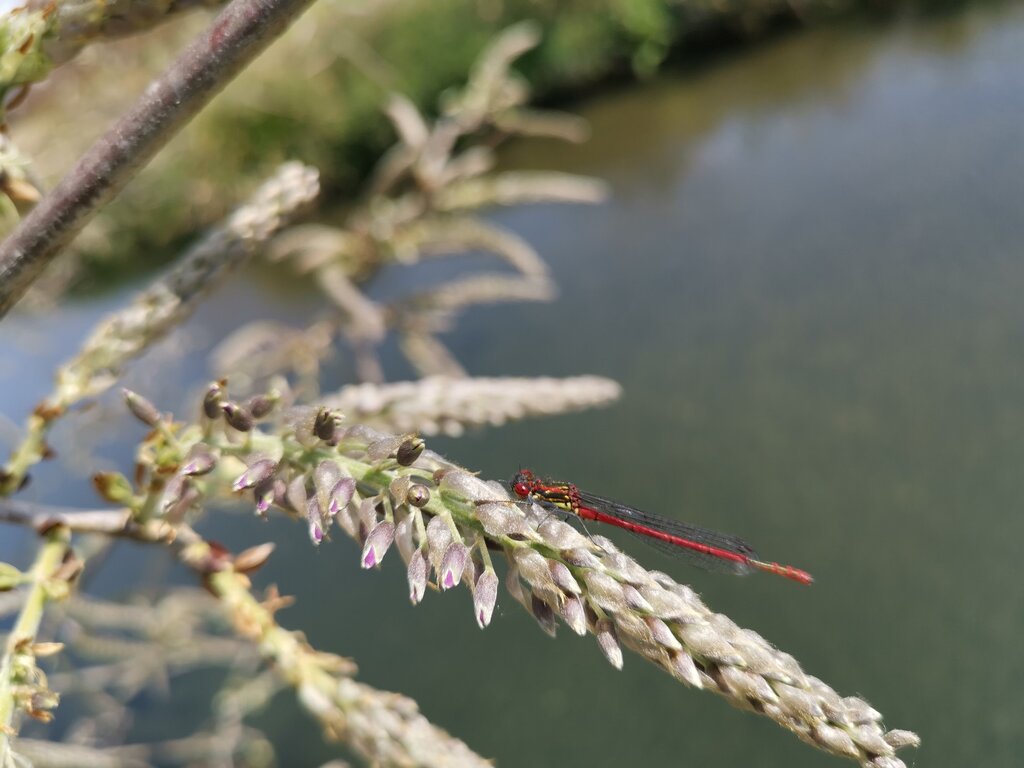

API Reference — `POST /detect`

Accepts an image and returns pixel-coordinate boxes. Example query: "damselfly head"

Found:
[509,469,535,498]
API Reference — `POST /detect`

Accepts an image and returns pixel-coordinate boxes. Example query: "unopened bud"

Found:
[181,443,218,476]
[246,393,278,419]
[122,389,161,427]
[407,483,431,508]
[396,437,425,466]
[313,407,341,442]
[202,381,225,419]
[232,459,277,491]
[234,542,276,573]
[222,403,254,432]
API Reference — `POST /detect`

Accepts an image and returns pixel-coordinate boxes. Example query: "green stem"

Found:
[0,527,70,754]
[0,413,50,497]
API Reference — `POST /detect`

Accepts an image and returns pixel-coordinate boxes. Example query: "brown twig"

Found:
[0,0,321,318]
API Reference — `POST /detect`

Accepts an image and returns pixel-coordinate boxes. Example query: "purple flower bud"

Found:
[595,619,623,670]
[181,443,219,476]
[313,460,341,516]
[361,521,395,569]
[438,542,468,590]
[425,515,452,572]
[473,570,499,628]
[122,389,161,427]
[232,459,277,492]
[306,497,325,545]
[254,477,283,517]
[328,477,356,518]
[308,518,323,545]
[407,549,428,604]
[222,402,254,432]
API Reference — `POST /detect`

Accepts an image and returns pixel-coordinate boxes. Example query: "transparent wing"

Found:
[576,490,758,576]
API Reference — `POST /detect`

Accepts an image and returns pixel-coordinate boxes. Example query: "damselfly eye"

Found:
[512,481,530,498]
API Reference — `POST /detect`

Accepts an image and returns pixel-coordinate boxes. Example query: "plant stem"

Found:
[0,527,70,756]
[0,0,320,318]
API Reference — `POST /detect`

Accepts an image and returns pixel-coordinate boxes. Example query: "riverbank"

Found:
[4,0,988,289]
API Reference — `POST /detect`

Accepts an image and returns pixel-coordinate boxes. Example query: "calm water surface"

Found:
[3,5,1024,766]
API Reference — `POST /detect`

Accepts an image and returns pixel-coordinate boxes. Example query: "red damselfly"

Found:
[510,469,813,585]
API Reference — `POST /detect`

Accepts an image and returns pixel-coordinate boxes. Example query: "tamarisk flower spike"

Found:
[120,382,917,767]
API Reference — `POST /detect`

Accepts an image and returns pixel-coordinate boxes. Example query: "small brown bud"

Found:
[202,380,225,419]
[407,483,430,508]
[221,402,254,432]
[313,407,341,441]
[396,436,425,466]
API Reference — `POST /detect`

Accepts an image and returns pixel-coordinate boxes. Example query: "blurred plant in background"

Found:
[0,4,920,768]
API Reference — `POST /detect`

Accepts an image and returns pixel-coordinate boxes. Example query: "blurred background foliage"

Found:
[6,0,982,295]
